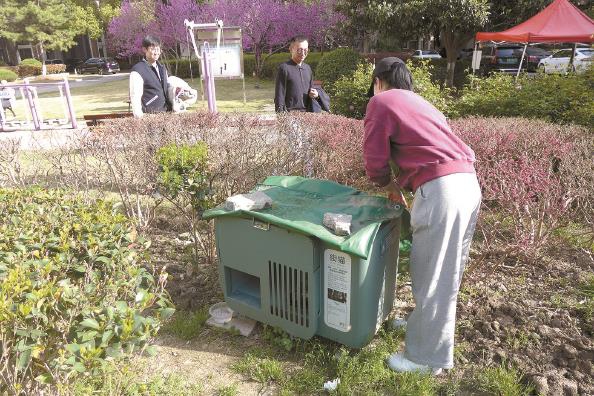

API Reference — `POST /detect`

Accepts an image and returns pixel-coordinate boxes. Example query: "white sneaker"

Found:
[386,353,443,376]
[389,318,407,330]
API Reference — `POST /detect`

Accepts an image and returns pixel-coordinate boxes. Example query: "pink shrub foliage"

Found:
[5,112,589,258]
[451,117,592,256]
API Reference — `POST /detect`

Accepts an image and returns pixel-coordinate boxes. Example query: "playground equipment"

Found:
[0,76,77,132]
[184,19,246,113]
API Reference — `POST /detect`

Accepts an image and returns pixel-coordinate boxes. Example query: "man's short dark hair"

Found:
[289,36,308,46]
[142,35,161,49]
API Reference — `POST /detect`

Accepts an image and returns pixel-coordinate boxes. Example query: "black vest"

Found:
[131,60,170,113]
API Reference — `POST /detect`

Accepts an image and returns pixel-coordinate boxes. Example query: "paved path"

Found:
[0,127,89,150]
[24,72,129,95]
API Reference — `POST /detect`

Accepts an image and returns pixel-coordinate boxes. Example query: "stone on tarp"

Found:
[225,191,272,211]
[323,213,352,236]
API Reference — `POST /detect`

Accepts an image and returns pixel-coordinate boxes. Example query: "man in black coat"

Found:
[274,36,328,113]
[129,35,171,118]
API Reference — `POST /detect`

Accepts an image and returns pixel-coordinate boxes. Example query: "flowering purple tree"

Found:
[108,0,345,79]
[199,0,344,80]
[154,0,200,58]
[108,0,199,58]
[107,0,156,58]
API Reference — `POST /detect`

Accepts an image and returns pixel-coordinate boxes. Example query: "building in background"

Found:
[0,35,107,66]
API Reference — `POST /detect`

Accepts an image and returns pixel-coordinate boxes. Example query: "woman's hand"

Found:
[385,181,408,209]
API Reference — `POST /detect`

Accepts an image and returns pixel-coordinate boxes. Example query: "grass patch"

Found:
[217,383,239,396]
[554,223,594,252]
[231,352,285,384]
[577,275,594,332]
[472,364,534,396]
[162,309,209,340]
[72,360,204,395]
[30,76,275,119]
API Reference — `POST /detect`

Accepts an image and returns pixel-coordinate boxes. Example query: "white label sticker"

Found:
[324,249,351,332]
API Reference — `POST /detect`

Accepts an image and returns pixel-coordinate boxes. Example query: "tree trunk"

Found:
[39,43,47,76]
[254,45,262,89]
[441,30,471,88]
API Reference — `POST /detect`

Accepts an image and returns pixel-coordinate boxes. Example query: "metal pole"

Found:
[568,43,577,73]
[0,100,5,131]
[19,87,31,125]
[242,74,247,104]
[32,84,44,127]
[516,44,528,80]
[62,76,78,128]
[24,79,40,130]
[472,42,478,75]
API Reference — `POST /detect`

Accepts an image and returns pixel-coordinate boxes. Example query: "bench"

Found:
[83,112,132,127]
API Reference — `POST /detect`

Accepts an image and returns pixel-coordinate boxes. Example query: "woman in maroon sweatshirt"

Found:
[363,57,481,375]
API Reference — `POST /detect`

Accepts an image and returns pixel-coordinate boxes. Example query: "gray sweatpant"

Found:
[404,172,481,369]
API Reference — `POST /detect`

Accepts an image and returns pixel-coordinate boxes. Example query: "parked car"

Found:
[64,58,83,73]
[488,45,551,73]
[45,59,64,65]
[77,57,120,75]
[538,48,594,74]
[412,50,442,59]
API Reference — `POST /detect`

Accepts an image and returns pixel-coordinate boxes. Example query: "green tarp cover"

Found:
[203,176,409,259]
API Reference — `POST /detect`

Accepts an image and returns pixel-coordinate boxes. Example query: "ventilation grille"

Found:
[268,261,310,327]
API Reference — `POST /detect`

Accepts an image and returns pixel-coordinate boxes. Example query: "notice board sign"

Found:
[196,26,244,79]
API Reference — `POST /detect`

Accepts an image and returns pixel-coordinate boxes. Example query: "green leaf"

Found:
[95,256,111,264]
[105,343,122,358]
[135,289,147,303]
[80,318,100,330]
[34,373,52,384]
[101,330,114,345]
[17,348,32,370]
[65,343,81,354]
[160,307,175,320]
[72,362,86,373]
[115,301,128,312]
[144,345,157,357]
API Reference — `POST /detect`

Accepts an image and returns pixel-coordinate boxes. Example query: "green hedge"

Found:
[162,58,201,79]
[243,51,324,79]
[315,48,362,93]
[20,58,41,67]
[331,60,454,119]
[409,58,473,89]
[0,68,18,82]
[455,66,594,129]
[0,188,173,392]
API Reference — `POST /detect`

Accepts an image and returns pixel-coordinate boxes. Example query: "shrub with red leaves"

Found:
[284,112,371,190]
[451,117,592,257]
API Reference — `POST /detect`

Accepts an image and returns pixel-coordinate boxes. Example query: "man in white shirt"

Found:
[129,35,171,118]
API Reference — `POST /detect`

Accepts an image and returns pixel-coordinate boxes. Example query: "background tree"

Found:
[343,0,489,88]
[71,0,121,41]
[0,0,79,71]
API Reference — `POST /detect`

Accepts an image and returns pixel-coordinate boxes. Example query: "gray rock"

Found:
[560,344,578,360]
[492,320,501,332]
[530,375,549,396]
[561,378,578,396]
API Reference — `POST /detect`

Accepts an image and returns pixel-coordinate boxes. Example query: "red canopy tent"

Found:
[474,0,594,76]
[476,0,594,43]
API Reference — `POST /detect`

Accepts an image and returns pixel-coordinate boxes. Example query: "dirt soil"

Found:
[146,225,594,395]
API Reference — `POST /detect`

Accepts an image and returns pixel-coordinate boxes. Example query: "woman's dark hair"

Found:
[142,35,162,49]
[375,62,414,91]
